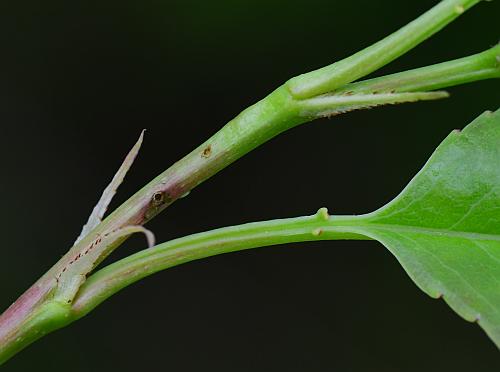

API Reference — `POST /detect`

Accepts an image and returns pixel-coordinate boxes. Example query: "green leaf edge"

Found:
[352,109,500,347]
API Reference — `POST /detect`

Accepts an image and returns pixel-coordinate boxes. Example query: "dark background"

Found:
[1,0,499,370]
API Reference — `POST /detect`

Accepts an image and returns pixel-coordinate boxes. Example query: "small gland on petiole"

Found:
[316,207,330,221]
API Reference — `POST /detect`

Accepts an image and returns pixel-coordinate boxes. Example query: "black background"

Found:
[1,0,499,370]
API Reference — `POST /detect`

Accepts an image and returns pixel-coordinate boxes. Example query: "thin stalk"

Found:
[71,210,368,318]
[287,0,483,98]
[333,44,500,95]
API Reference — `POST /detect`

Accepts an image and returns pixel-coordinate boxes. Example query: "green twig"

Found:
[0,0,497,365]
[287,0,484,98]
[333,44,500,95]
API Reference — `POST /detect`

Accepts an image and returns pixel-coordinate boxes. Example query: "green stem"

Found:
[39,2,498,307]
[0,0,496,364]
[45,42,500,305]
[294,45,500,118]
[50,86,303,304]
[49,41,499,304]
[287,0,483,98]
[0,302,72,366]
[71,210,367,318]
[333,44,500,95]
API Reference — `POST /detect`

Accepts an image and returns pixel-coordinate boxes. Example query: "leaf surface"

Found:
[348,109,500,346]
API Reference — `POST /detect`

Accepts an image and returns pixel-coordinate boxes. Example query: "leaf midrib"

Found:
[334,220,500,242]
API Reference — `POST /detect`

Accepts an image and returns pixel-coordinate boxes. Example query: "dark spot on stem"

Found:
[202,145,212,158]
[152,191,166,207]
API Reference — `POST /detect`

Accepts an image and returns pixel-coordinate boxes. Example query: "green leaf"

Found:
[350,109,500,346]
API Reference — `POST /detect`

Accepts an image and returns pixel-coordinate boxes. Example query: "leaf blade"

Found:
[350,109,500,346]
